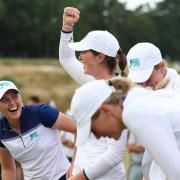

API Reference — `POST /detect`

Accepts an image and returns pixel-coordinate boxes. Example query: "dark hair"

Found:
[28,95,40,103]
[90,49,127,77]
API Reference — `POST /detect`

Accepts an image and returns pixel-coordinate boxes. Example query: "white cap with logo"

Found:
[0,81,20,99]
[127,42,162,83]
[69,30,120,58]
[70,80,115,146]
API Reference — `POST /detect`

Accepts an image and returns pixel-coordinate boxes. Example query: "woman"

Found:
[59,7,127,180]
[127,42,180,180]
[0,80,76,180]
[71,77,180,180]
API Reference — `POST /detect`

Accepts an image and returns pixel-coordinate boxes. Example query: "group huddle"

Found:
[0,6,180,180]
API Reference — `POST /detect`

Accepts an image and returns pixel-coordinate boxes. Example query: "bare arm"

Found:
[52,112,76,134]
[0,147,16,180]
[128,143,144,153]
[15,160,24,180]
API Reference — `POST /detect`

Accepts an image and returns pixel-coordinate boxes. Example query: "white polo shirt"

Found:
[0,104,70,180]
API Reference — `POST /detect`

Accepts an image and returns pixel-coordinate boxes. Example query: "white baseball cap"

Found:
[127,42,162,83]
[70,80,115,146]
[0,81,20,99]
[69,30,120,58]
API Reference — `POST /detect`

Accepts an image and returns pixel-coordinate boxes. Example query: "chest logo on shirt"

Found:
[30,131,39,140]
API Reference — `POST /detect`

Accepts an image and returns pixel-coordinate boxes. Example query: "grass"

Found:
[0,58,79,112]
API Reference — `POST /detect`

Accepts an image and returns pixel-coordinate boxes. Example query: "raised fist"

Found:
[63,7,80,26]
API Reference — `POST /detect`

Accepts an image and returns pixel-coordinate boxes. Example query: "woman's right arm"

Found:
[0,147,16,180]
[59,7,94,85]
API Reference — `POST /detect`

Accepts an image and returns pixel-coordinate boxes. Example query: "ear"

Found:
[100,104,113,114]
[97,53,106,63]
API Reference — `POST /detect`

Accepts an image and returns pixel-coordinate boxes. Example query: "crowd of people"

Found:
[0,6,180,180]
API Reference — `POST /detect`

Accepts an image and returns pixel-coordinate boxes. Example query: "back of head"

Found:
[69,30,120,58]
[127,42,162,83]
[27,95,40,105]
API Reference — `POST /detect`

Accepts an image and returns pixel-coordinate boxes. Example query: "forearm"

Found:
[128,143,144,153]
[2,169,16,180]
[16,165,24,180]
[85,130,128,179]
[59,32,94,84]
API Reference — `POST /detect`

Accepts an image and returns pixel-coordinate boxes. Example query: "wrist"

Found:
[62,23,74,32]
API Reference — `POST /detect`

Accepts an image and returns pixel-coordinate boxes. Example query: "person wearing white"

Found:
[59,7,127,180]
[127,42,180,180]
[70,78,180,180]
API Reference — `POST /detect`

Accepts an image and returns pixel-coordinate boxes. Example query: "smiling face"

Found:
[0,89,23,122]
[91,103,125,140]
[79,50,100,75]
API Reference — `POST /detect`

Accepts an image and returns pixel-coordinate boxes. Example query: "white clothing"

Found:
[59,31,94,85]
[123,86,180,180]
[59,31,127,179]
[141,68,180,180]
[60,131,74,158]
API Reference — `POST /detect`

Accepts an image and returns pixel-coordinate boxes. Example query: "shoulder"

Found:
[167,68,180,79]
[25,104,60,128]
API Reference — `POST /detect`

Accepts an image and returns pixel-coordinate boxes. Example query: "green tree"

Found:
[148,0,180,60]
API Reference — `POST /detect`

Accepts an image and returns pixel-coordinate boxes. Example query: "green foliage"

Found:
[0,75,22,89]
[0,0,180,61]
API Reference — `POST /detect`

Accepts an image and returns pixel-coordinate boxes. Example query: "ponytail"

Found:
[108,77,135,96]
[102,77,135,107]
[116,49,127,77]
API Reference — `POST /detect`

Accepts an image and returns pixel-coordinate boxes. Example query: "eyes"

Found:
[0,93,19,104]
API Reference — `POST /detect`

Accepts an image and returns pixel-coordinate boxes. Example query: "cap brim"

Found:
[69,41,91,51]
[128,67,154,83]
[76,119,91,147]
[0,88,20,100]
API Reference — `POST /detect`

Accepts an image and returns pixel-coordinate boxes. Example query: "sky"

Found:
[119,0,164,10]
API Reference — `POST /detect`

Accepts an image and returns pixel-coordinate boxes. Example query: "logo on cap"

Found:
[129,58,140,68]
[0,82,11,89]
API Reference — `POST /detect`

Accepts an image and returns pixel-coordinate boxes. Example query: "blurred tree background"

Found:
[0,0,180,61]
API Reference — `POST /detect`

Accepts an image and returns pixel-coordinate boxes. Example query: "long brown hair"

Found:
[90,49,127,77]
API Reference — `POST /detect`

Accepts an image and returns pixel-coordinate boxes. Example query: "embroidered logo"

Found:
[129,58,140,67]
[30,131,38,140]
[0,82,11,89]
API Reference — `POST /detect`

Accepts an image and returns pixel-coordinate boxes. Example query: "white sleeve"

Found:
[123,111,180,179]
[85,129,128,179]
[141,150,153,180]
[172,71,180,91]
[59,31,94,85]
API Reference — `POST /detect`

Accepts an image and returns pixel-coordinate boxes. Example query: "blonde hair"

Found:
[92,76,169,119]
[104,77,135,106]
[105,76,169,105]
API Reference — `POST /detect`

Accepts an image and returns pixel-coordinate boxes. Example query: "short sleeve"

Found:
[36,104,59,128]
